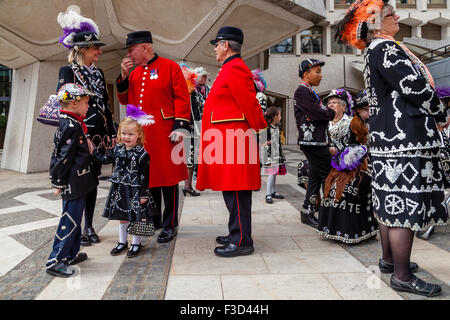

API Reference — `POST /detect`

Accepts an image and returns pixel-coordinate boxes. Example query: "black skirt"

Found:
[102,183,152,222]
[371,148,448,231]
[318,171,378,244]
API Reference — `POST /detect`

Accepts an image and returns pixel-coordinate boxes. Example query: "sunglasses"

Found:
[385,11,396,18]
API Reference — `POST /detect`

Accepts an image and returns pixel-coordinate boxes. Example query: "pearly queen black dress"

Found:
[364,38,448,231]
[93,144,156,222]
[318,170,378,243]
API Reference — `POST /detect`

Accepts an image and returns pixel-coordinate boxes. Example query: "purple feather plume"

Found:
[59,22,98,49]
[126,104,155,126]
[331,145,367,172]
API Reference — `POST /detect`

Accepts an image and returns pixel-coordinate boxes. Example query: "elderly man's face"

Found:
[214,40,228,63]
[127,43,152,66]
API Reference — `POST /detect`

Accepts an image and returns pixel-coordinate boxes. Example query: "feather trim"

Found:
[126,105,155,127]
[57,9,100,49]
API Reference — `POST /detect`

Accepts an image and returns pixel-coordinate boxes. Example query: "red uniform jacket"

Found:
[117,54,190,187]
[196,55,267,191]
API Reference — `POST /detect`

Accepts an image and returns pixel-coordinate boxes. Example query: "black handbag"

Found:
[126,194,157,237]
[126,220,155,237]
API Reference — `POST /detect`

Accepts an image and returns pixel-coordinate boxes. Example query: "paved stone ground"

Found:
[0,146,448,300]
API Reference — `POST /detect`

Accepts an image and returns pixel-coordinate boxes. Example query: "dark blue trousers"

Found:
[46,197,86,269]
[223,190,253,246]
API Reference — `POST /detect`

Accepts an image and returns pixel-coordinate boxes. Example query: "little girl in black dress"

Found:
[94,108,155,257]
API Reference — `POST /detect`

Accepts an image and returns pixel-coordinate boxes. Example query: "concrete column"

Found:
[442,25,450,40]
[295,33,301,56]
[390,0,396,10]
[412,25,422,38]
[1,61,62,173]
[324,24,332,56]
[327,0,334,12]
[418,0,427,11]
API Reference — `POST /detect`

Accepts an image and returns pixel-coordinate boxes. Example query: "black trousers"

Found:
[149,184,179,229]
[300,145,331,213]
[222,190,253,246]
[83,161,101,231]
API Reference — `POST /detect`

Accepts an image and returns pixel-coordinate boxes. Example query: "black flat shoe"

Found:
[46,262,75,278]
[110,242,128,256]
[157,228,178,243]
[85,227,100,243]
[265,195,273,204]
[216,235,230,245]
[390,275,441,297]
[69,252,88,265]
[127,244,144,258]
[182,187,200,197]
[271,192,284,199]
[214,243,254,258]
[80,235,92,246]
[379,259,419,274]
[300,210,318,228]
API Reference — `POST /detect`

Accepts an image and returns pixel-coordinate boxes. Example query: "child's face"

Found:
[121,125,140,148]
[68,96,90,117]
[303,66,322,87]
[274,112,282,124]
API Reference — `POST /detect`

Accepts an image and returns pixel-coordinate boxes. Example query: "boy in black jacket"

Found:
[46,83,98,277]
[294,59,335,228]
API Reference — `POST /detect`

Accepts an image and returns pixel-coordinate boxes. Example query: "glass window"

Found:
[270,38,293,54]
[0,65,12,116]
[334,0,356,6]
[300,26,323,54]
[397,0,417,7]
[428,0,447,7]
[331,25,353,54]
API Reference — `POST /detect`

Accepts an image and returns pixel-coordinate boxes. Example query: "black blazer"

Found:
[294,83,335,146]
[364,38,447,155]
[49,112,97,201]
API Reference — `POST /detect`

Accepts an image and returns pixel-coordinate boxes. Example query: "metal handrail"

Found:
[417,44,450,64]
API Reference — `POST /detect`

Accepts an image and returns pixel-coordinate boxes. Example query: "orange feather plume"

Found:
[339,0,386,50]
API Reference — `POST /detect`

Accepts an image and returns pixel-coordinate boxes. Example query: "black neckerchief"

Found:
[223,54,241,65]
[147,53,159,65]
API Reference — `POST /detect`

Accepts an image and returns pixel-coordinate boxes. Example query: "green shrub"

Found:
[0,115,7,129]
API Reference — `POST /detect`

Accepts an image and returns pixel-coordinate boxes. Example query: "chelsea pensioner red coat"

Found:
[196,55,267,191]
[117,54,191,188]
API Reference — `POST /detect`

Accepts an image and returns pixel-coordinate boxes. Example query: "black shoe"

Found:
[182,187,200,196]
[216,235,230,245]
[214,243,254,258]
[379,259,419,274]
[85,227,100,243]
[110,242,128,256]
[390,275,441,297]
[271,192,284,199]
[46,262,75,278]
[69,252,88,265]
[157,228,178,243]
[300,210,318,228]
[80,235,92,246]
[416,226,435,240]
[127,244,144,258]
[265,195,273,204]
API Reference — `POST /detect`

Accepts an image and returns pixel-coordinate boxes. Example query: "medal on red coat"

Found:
[150,69,158,80]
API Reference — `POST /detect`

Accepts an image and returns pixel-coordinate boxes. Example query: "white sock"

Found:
[131,236,141,251]
[119,223,129,244]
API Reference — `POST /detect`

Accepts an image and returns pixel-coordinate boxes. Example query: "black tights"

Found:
[84,187,97,232]
[378,223,415,281]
